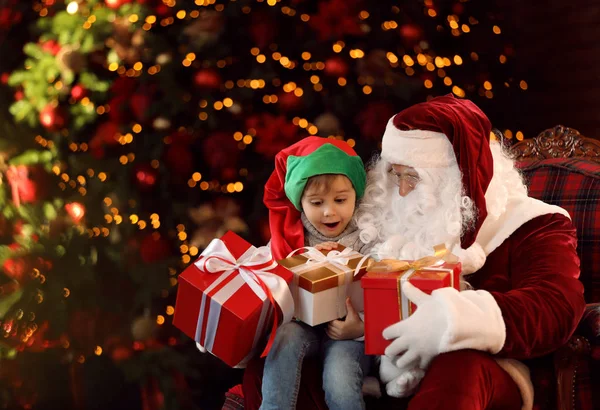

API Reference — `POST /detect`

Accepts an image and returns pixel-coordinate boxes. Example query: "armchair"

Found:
[511,125,600,410]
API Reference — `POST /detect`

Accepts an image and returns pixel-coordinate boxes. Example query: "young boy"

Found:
[260,136,371,410]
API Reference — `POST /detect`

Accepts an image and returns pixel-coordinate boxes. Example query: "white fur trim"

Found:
[475,196,570,258]
[453,196,571,277]
[452,242,486,275]
[379,354,401,383]
[434,287,506,354]
[385,368,425,398]
[379,356,424,398]
[381,118,456,168]
[495,358,534,410]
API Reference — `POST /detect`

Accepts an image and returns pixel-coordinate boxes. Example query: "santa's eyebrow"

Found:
[389,169,418,176]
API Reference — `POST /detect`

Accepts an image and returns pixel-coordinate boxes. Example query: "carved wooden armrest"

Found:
[509,125,600,162]
[554,303,600,410]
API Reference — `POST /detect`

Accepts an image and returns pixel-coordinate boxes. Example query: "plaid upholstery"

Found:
[517,158,600,304]
[222,392,245,410]
[222,385,245,410]
[518,158,600,410]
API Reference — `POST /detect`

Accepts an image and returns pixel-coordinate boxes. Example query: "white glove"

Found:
[383,282,506,371]
[196,342,207,353]
[379,355,424,398]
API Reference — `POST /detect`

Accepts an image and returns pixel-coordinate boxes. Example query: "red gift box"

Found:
[173,231,293,367]
[361,258,461,355]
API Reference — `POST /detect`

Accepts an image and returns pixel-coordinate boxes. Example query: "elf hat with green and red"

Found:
[264,136,366,259]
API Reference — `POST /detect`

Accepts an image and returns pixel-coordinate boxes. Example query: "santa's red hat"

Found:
[381,94,493,250]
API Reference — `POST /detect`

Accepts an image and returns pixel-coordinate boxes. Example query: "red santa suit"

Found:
[376,95,586,410]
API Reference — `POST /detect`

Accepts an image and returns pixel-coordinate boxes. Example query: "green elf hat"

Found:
[264,136,366,260]
[285,143,366,210]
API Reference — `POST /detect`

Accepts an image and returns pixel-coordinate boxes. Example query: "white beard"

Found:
[357,159,475,260]
[375,186,461,259]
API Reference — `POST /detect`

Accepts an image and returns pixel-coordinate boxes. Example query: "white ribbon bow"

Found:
[197,238,295,324]
[301,246,356,267]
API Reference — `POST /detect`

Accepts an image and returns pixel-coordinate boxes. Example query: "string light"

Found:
[3,0,517,369]
[66,2,78,15]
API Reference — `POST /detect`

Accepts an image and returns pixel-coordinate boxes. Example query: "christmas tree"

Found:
[0,0,523,408]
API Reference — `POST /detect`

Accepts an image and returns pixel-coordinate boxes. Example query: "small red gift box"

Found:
[361,256,461,355]
[173,231,293,367]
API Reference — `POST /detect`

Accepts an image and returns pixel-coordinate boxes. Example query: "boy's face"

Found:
[300,175,356,238]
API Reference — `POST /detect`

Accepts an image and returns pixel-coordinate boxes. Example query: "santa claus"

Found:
[355,94,585,409]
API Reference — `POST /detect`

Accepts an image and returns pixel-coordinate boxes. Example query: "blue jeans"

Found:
[259,321,369,410]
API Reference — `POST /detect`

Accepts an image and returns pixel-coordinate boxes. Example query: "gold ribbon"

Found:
[366,244,452,273]
[365,244,456,320]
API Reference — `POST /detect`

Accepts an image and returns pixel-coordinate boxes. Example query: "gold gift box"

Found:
[278,245,369,293]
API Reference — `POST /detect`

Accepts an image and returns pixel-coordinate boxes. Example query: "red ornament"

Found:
[70,84,87,101]
[111,345,134,362]
[399,24,423,45]
[141,377,165,410]
[105,0,132,9]
[2,244,28,282]
[355,101,396,142]
[39,104,67,131]
[277,91,303,112]
[245,113,300,158]
[14,89,23,101]
[65,202,85,224]
[41,39,61,56]
[452,3,465,15]
[133,163,159,191]
[0,72,9,84]
[5,165,48,206]
[309,0,364,41]
[111,76,137,94]
[155,4,170,17]
[90,121,121,150]
[130,93,152,123]
[221,167,237,180]
[139,233,171,263]
[324,56,349,78]
[194,68,221,90]
[0,5,22,31]
[107,95,129,124]
[107,77,155,124]
[249,11,277,48]
[91,146,105,159]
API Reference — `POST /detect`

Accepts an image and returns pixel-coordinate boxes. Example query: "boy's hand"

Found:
[326,298,364,340]
[314,241,339,251]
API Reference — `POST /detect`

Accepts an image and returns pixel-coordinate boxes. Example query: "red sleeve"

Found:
[491,213,586,359]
